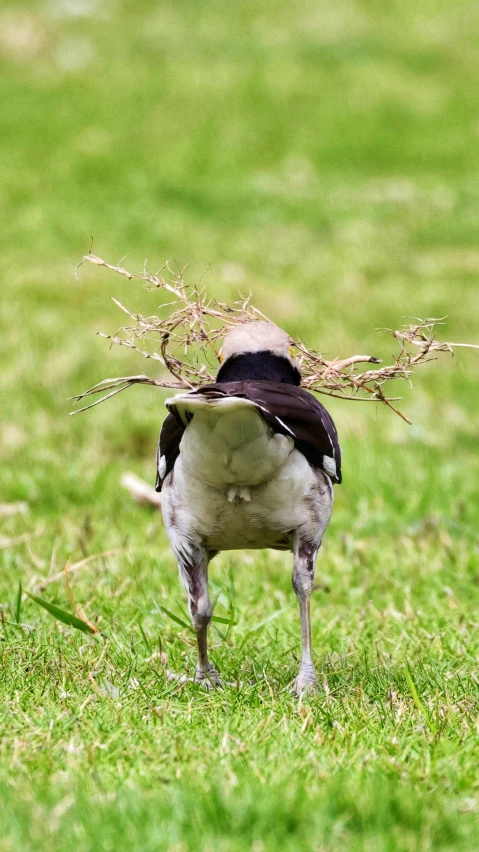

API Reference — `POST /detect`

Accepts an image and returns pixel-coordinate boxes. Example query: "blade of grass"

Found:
[15,580,22,625]
[239,604,293,649]
[211,614,237,625]
[404,663,437,735]
[153,599,194,632]
[26,592,97,635]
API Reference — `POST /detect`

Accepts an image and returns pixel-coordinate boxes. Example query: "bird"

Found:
[156,321,341,695]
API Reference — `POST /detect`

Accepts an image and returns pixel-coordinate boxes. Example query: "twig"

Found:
[73,253,478,423]
[31,548,123,592]
[0,529,43,550]
[63,559,99,633]
[121,473,162,508]
[0,502,29,518]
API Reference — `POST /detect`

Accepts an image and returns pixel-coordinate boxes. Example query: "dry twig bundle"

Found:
[72,252,478,424]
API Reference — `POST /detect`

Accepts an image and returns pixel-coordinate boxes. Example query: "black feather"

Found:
[155,412,184,492]
[217,351,301,385]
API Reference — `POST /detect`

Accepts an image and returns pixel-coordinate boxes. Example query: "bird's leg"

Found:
[292,538,319,696]
[178,547,221,688]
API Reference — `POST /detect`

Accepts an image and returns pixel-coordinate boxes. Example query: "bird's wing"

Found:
[156,381,341,489]
[156,412,185,491]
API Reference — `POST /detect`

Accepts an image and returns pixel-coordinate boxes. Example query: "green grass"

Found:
[1,0,479,848]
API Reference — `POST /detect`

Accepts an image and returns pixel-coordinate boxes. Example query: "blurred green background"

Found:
[0,1,478,849]
[1,0,477,519]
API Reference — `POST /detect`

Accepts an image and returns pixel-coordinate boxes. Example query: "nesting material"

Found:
[72,252,478,423]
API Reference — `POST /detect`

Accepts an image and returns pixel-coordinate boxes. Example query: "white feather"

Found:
[169,395,294,487]
[158,454,167,479]
[162,449,333,553]
[322,455,337,479]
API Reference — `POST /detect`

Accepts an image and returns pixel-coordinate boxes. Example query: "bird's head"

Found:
[217,321,301,385]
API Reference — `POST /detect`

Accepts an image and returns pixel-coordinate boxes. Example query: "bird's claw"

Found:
[295,667,318,698]
[195,664,222,689]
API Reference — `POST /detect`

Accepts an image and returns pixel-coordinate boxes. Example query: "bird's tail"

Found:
[165,392,257,425]
[165,391,292,488]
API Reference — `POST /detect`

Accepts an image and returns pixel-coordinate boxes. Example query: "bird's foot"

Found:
[295,665,318,698]
[195,663,222,689]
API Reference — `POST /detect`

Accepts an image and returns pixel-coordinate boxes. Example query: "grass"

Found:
[0,0,478,848]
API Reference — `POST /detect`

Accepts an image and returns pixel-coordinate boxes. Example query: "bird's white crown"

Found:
[220,321,293,363]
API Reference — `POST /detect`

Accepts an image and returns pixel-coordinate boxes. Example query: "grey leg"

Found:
[178,547,221,688]
[292,539,319,696]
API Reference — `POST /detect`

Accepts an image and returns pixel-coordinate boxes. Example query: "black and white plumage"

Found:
[157,322,341,694]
